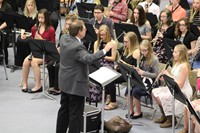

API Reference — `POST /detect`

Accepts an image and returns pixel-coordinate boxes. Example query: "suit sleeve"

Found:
[75,44,105,64]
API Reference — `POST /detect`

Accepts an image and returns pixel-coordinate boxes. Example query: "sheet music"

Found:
[89,67,121,87]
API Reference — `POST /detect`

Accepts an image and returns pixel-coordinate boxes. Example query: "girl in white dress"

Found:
[152,44,193,128]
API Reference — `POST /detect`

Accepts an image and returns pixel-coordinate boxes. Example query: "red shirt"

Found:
[31,26,56,43]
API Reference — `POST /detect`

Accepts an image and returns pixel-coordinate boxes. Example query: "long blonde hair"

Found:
[96,25,111,47]
[174,44,191,70]
[139,39,154,65]
[123,32,139,58]
[189,0,200,22]
[23,0,37,19]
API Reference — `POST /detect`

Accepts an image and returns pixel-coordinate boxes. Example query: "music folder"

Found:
[162,38,181,60]
[114,23,142,43]
[89,67,121,87]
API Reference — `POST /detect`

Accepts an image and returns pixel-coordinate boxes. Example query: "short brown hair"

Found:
[69,20,84,37]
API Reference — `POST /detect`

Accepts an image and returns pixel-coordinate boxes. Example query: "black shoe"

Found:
[125,113,134,118]
[28,87,43,93]
[130,113,143,119]
[22,88,28,92]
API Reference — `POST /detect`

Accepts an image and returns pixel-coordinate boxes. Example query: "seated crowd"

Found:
[1,0,200,132]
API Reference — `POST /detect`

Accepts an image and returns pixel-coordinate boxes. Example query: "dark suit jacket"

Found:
[59,34,105,97]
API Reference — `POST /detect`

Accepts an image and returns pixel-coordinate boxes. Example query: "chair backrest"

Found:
[127,8,132,21]
[189,70,198,100]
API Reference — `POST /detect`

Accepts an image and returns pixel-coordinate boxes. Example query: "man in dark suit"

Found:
[56,20,113,133]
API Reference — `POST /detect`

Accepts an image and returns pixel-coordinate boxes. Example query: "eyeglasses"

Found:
[94,11,103,14]
[179,24,186,27]
[160,16,167,18]
[140,49,148,52]
[123,41,129,44]
[100,33,106,36]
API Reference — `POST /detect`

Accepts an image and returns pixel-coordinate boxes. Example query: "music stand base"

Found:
[30,92,57,101]
[6,65,22,73]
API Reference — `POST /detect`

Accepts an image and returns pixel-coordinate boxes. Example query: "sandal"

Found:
[179,129,188,133]
[105,95,111,105]
[105,102,118,110]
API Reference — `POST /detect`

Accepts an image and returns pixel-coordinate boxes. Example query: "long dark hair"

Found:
[130,5,146,26]
[36,8,52,31]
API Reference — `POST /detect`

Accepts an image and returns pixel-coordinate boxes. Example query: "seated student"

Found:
[180,98,200,133]
[175,18,197,56]
[125,39,159,119]
[93,24,118,110]
[152,44,193,128]
[167,0,186,22]
[187,0,200,33]
[106,31,141,110]
[0,0,12,64]
[138,0,160,18]
[106,0,128,23]
[89,5,114,38]
[128,5,152,40]
[152,8,175,63]
[21,9,56,93]
[15,0,38,67]
[47,14,78,95]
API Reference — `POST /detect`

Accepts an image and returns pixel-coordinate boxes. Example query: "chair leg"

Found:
[3,59,8,80]
[175,115,183,129]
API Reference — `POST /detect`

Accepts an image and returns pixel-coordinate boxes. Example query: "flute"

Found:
[28,23,41,60]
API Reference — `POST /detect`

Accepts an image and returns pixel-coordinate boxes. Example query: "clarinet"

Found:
[28,23,41,60]
[148,58,173,92]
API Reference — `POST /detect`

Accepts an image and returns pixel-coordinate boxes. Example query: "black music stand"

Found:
[83,22,97,52]
[190,23,200,38]
[77,3,96,19]
[146,13,158,38]
[1,11,33,72]
[100,0,108,7]
[117,61,146,123]
[89,67,121,133]
[162,38,181,60]
[162,74,200,133]
[114,23,142,43]
[29,39,60,101]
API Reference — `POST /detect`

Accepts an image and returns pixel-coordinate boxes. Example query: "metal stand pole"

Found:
[172,89,175,133]
[101,86,105,133]
[30,53,57,101]
[127,73,131,122]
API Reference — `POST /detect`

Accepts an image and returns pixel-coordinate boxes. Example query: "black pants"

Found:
[56,92,85,133]
[47,62,59,90]
[107,75,126,102]
[15,36,31,66]
[0,30,10,64]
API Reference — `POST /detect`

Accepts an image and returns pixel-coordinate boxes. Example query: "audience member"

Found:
[167,0,186,22]
[21,9,55,93]
[93,24,118,110]
[15,0,38,67]
[128,5,152,40]
[125,39,159,119]
[152,44,193,128]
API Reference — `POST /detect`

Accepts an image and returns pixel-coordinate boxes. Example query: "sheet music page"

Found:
[89,67,120,85]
